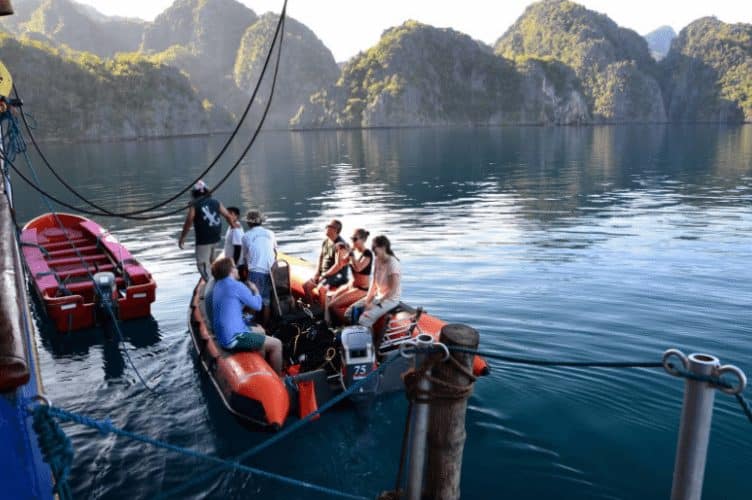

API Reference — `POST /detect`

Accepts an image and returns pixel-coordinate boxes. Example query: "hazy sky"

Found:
[75,0,752,61]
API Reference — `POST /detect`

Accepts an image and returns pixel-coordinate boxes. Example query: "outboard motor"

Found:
[93,272,118,326]
[340,325,378,400]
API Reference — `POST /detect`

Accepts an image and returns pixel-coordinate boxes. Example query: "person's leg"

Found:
[195,244,213,281]
[358,298,400,328]
[344,297,367,325]
[329,287,365,324]
[249,272,272,326]
[262,336,283,375]
[304,277,322,304]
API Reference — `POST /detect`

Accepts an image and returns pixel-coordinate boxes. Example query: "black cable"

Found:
[12,0,288,220]
[1,13,287,222]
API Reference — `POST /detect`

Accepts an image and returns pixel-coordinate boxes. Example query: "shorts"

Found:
[249,271,272,306]
[195,243,217,281]
[321,272,348,288]
[227,330,266,351]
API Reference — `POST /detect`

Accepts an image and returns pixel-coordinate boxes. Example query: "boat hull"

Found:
[21,213,156,332]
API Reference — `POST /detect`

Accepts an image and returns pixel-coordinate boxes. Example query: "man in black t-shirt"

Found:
[303,219,347,304]
[178,180,235,281]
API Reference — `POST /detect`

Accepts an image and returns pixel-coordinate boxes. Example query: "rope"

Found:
[664,362,752,425]
[157,353,401,499]
[31,403,366,500]
[1,111,158,394]
[447,345,663,368]
[32,405,74,500]
[447,346,752,425]
[10,0,289,220]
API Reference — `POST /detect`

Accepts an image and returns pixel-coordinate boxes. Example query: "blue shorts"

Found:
[249,271,272,306]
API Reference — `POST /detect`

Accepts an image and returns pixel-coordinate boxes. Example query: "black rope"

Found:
[447,346,663,368]
[10,0,288,220]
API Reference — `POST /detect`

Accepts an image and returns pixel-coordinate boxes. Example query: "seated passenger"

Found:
[344,235,401,330]
[326,228,372,323]
[207,257,283,375]
[303,219,348,305]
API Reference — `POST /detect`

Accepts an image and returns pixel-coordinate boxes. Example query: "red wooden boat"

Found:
[20,213,156,332]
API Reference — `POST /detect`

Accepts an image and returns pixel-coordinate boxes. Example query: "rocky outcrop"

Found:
[292,21,589,128]
[495,0,666,122]
[660,17,752,123]
[0,33,232,140]
[0,0,145,57]
[232,13,340,128]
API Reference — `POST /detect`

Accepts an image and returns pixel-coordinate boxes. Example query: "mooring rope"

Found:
[10,0,289,220]
[1,110,158,394]
[446,345,752,425]
[157,353,401,499]
[29,403,366,500]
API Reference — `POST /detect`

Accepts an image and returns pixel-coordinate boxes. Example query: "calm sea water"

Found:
[11,125,752,499]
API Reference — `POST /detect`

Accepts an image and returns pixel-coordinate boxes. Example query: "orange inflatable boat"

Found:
[189,252,488,428]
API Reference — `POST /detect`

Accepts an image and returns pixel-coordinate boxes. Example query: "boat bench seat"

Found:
[20,229,59,293]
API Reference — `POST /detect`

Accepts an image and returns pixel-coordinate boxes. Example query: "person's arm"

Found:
[350,251,371,273]
[232,245,242,264]
[178,206,195,249]
[237,281,263,312]
[218,203,235,226]
[323,246,350,277]
[364,261,377,305]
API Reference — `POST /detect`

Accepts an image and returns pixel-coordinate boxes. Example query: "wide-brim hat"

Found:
[246,209,266,224]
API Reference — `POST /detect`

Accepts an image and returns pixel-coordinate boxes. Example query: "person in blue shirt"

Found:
[206,257,283,375]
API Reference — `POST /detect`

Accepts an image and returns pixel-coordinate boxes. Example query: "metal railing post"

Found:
[406,334,434,500]
[663,349,748,500]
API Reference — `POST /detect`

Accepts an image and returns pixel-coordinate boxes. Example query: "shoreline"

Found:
[34,121,752,145]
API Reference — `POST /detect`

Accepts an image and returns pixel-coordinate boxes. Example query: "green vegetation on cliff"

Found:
[495,0,665,122]
[293,20,589,128]
[661,17,752,122]
[0,0,144,57]
[232,13,339,128]
[0,33,231,140]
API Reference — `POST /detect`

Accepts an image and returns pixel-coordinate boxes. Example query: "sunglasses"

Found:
[350,236,360,241]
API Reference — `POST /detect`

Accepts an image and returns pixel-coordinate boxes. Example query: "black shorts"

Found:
[321,272,348,288]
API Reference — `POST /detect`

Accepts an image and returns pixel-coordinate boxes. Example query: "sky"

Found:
[74,0,752,61]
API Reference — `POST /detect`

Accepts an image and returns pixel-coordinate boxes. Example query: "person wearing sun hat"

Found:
[240,209,277,326]
[178,180,236,281]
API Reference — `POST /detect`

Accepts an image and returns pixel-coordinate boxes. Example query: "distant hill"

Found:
[1,0,751,139]
[494,0,666,123]
[233,13,340,128]
[293,20,589,128]
[661,17,752,122]
[0,0,145,57]
[644,26,676,60]
[0,33,232,140]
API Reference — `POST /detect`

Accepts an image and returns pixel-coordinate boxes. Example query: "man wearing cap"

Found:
[178,180,236,281]
[303,219,347,304]
[240,209,277,326]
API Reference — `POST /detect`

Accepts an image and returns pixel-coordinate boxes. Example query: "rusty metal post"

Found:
[0,1,13,17]
[425,324,479,500]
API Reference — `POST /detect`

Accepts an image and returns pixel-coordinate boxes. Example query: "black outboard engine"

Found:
[340,325,378,400]
[94,271,117,326]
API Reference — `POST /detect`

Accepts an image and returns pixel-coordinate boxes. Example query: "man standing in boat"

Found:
[178,180,236,281]
[240,209,277,326]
